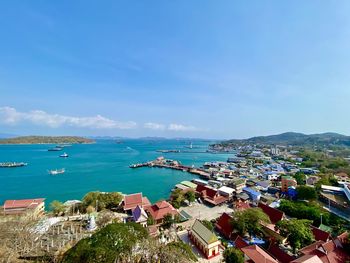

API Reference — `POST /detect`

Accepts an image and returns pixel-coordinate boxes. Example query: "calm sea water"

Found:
[0,139,232,206]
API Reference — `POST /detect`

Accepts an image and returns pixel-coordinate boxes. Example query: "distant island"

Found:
[0,136,94,144]
[214,132,350,148]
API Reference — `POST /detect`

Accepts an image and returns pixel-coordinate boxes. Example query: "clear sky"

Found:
[1,1,350,139]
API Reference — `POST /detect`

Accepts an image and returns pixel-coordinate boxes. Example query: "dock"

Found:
[129,157,210,179]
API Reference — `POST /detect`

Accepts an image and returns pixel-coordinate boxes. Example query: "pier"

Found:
[129,157,211,179]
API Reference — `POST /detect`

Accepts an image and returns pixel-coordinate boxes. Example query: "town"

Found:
[1,143,350,263]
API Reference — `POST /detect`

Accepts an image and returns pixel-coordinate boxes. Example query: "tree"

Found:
[296,185,317,200]
[82,191,123,211]
[170,189,185,208]
[147,214,155,226]
[294,172,306,185]
[86,205,95,214]
[184,190,196,204]
[201,220,214,231]
[162,214,175,229]
[231,208,270,237]
[62,223,148,263]
[50,200,65,216]
[223,247,244,263]
[276,219,314,253]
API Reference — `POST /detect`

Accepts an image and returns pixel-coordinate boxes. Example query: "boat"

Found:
[59,153,69,158]
[48,168,65,175]
[0,162,27,168]
[48,147,63,151]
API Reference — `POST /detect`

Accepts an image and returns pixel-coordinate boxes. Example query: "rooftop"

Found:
[192,219,218,245]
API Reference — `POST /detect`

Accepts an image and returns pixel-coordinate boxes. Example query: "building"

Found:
[122,193,151,212]
[3,198,45,218]
[281,176,297,193]
[215,213,234,240]
[335,172,350,184]
[242,187,261,203]
[258,202,284,224]
[146,200,178,224]
[229,178,246,194]
[132,205,148,227]
[189,219,221,259]
[240,244,278,263]
[218,186,235,197]
[181,181,197,189]
[196,185,228,206]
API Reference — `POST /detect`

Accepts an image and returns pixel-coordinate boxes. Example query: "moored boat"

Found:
[48,147,63,151]
[48,168,65,175]
[0,162,28,168]
[59,152,69,158]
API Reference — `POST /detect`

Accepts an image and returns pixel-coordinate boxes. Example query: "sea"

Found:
[0,139,233,207]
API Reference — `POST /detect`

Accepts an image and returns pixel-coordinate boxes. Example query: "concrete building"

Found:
[281,176,297,193]
[189,219,221,259]
[3,198,45,218]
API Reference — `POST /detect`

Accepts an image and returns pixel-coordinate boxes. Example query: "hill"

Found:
[218,132,350,147]
[0,136,94,144]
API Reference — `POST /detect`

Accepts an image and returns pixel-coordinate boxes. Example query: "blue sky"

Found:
[1,1,350,139]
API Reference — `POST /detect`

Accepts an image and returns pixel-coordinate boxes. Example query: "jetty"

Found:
[129,157,211,179]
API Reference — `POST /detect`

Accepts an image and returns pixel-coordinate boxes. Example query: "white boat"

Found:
[48,168,65,175]
[59,152,69,158]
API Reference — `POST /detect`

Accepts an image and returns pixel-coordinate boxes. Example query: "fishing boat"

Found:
[59,152,69,158]
[48,147,63,151]
[48,168,65,175]
[0,162,27,168]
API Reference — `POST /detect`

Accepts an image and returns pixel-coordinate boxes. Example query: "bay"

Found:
[0,139,231,206]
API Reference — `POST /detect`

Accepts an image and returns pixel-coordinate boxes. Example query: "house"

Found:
[215,213,234,240]
[258,202,284,224]
[268,243,295,263]
[241,244,278,263]
[189,219,221,259]
[234,200,251,211]
[291,254,323,263]
[306,176,320,186]
[181,181,197,189]
[218,186,235,197]
[229,178,246,193]
[196,185,228,205]
[298,239,350,263]
[311,226,331,242]
[335,172,350,184]
[146,200,178,224]
[123,193,151,212]
[242,187,261,203]
[281,176,297,193]
[3,198,45,218]
[132,205,148,227]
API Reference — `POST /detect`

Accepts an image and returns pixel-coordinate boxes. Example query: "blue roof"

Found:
[243,187,261,197]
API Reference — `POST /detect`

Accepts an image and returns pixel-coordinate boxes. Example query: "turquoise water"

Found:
[0,140,232,206]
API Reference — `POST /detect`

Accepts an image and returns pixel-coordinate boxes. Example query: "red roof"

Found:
[241,245,278,263]
[235,201,251,211]
[123,193,149,211]
[268,243,295,263]
[311,226,331,242]
[196,184,218,199]
[234,235,249,249]
[291,255,323,263]
[258,202,284,224]
[299,240,350,263]
[336,231,349,247]
[215,213,234,239]
[4,198,45,210]
[146,200,178,221]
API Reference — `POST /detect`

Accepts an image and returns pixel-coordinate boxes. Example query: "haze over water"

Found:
[0,139,231,206]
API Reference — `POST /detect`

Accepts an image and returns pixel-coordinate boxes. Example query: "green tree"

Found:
[170,189,185,209]
[296,185,317,200]
[201,220,214,231]
[294,172,306,185]
[50,200,65,216]
[223,247,244,263]
[276,219,314,253]
[147,214,155,226]
[62,223,148,263]
[82,191,122,211]
[231,208,270,237]
[162,213,174,229]
[184,190,196,204]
